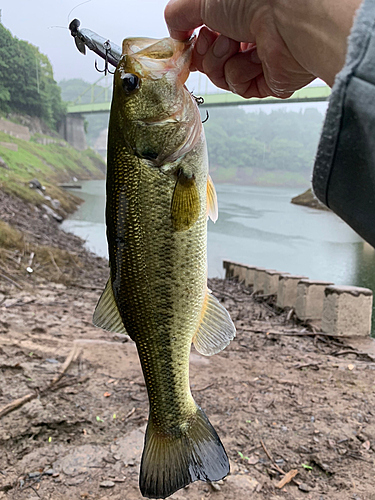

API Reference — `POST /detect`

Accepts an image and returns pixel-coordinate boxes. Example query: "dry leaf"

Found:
[276,469,299,489]
[103,392,111,397]
[348,364,355,371]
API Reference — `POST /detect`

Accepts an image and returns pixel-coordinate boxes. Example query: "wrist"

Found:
[273,0,362,85]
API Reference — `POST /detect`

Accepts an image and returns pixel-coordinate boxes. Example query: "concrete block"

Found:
[222,261,259,286]
[263,270,287,296]
[295,279,334,321]
[253,268,269,293]
[277,274,308,309]
[322,286,373,336]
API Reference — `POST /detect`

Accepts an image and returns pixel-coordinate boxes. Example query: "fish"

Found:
[93,35,236,499]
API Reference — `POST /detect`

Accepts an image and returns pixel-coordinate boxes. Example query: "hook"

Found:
[95,40,115,76]
[202,110,209,124]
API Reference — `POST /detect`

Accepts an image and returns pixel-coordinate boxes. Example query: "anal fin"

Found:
[193,290,236,356]
[93,276,128,335]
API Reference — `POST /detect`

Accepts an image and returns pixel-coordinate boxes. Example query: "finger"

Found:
[224,49,295,99]
[164,0,204,40]
[200,35,241,91]
[191,27,218,73]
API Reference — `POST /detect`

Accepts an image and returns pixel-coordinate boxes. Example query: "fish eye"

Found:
[121,73,140,94]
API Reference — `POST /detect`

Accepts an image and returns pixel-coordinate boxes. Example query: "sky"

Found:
[1,0,329,114]
[1,0,173,83]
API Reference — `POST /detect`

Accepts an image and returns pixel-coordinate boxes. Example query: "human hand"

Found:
[164,0,361,98]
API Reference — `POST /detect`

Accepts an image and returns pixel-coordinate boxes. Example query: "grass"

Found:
[0,129,105,210]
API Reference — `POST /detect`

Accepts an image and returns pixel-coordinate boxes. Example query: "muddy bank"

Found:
[1,190,375,499]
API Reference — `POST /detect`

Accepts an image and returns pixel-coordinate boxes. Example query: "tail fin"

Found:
[140,406,229,499]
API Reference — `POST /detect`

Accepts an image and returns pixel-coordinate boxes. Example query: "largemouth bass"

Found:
[93,36,236,499]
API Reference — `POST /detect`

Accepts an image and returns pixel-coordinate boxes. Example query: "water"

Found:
[62,179,375,306]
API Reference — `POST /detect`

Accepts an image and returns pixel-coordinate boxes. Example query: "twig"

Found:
[260,439,286,475]
[124,407,136,420]
[0,343,81,420]
[48,250,62,276]
[0,273,22,289]
[194,382,215,392]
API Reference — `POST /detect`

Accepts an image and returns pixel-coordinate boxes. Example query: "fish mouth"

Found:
[121,36,194,85]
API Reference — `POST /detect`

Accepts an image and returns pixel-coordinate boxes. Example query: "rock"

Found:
[28,472,41,478]
[53,445,109,476]
[41,204,63,222]
[29,178,42,190]
[100,480,115,488]
[298,483,311,492]
[111,428,146,466]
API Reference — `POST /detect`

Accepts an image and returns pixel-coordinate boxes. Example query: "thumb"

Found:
[164,0,204,40]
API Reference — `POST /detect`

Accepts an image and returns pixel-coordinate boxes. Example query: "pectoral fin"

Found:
[193,290,236,356]
[93,276,128,335]
[207,175,218,223]
[171,170,200,231]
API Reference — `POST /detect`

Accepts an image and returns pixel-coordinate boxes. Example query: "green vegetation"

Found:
[204,106,324,186]
[0,24,66,129]
[0,129,105,209]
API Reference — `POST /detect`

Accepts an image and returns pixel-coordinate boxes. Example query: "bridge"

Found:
[66,77,331,115]
[62,78,330,149]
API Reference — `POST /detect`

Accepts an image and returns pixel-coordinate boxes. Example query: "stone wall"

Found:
[0,118,30,141]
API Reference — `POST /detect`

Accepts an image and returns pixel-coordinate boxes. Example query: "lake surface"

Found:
[62,179,375,303]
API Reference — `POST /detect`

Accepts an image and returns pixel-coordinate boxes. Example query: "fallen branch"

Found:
[276,469,299,489]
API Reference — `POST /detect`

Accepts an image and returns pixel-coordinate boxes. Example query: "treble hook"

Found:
[95,40,115,76]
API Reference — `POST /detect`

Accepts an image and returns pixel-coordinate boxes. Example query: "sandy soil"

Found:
[1,191,375,500]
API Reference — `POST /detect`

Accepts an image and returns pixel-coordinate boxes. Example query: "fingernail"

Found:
[213,36,230,58]
[196,31,209,56]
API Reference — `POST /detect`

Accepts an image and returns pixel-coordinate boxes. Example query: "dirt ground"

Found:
[1,271,375,500]
[1,191,375,500]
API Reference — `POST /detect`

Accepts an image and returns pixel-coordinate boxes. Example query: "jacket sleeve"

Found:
[312,0,375,247]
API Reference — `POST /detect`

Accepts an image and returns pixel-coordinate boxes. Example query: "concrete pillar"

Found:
[277,274,308,309]
[322,286,373,336]
[253,268,268,293]
[59,114,87,151]
[263,270,287,296]
[295,280,334,321]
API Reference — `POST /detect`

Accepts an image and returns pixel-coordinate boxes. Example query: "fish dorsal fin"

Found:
[207,175,218,223]
[171,170,200,231]
[93,276,128,335]
[193,290,236,356]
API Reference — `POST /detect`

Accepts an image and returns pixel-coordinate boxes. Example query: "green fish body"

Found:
[93,36,236,499]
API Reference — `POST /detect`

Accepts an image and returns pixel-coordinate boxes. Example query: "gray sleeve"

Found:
[312,0,375,247]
